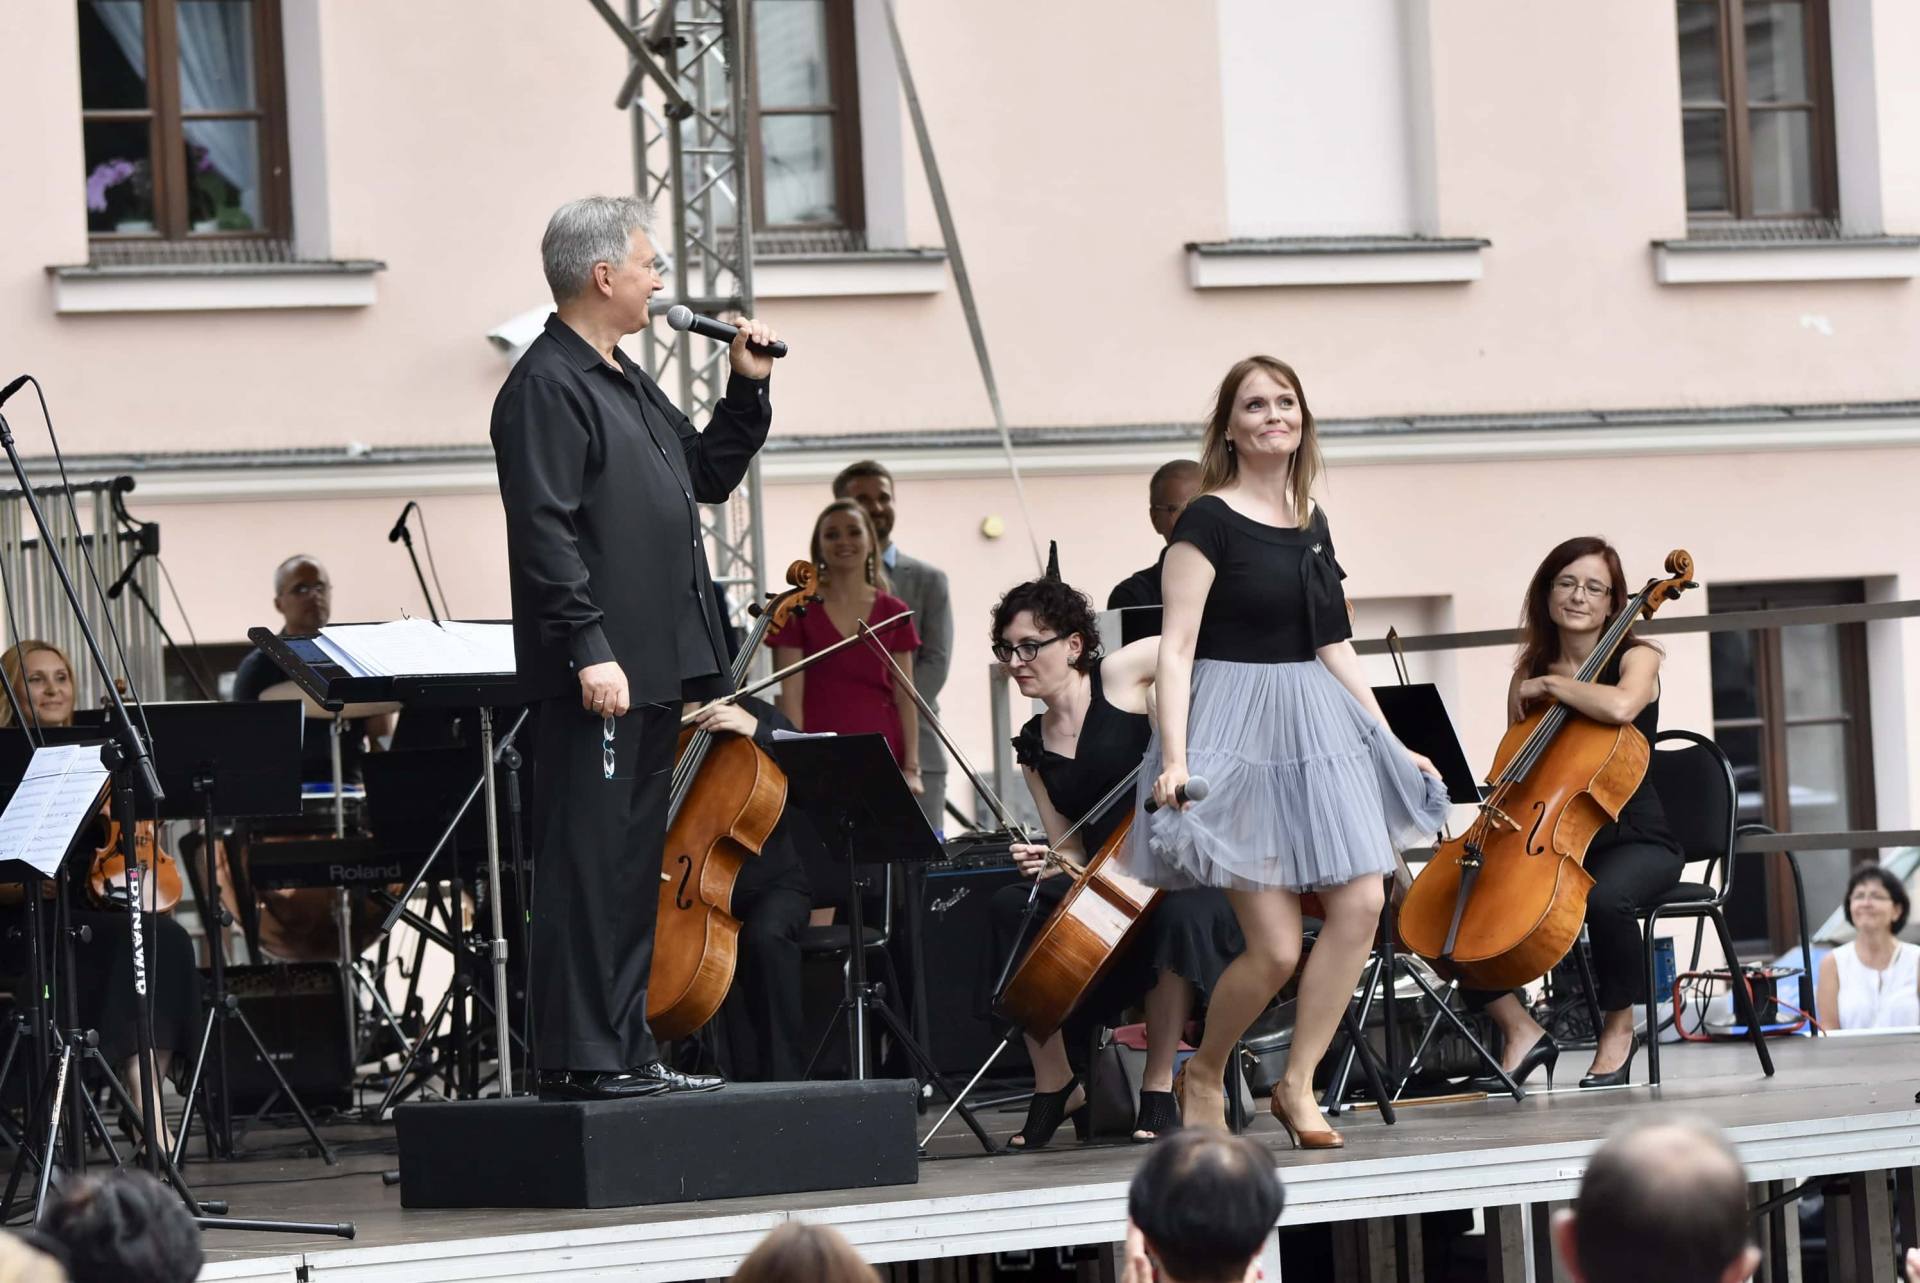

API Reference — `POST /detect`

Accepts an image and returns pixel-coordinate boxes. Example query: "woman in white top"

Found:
[1816,864,1919,1030]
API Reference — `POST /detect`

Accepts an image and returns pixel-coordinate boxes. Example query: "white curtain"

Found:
[93,0,261,227]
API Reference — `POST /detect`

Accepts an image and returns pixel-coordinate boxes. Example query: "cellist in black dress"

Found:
[988,579,1242,1147]
[1462,537,1684,1090]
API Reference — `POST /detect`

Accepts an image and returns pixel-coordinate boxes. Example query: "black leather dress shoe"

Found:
[630,1060,725,1094]
[537,1069,671,1101]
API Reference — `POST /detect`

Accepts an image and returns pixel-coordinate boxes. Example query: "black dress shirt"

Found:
[1107,550,1166,645]
[491,313,771,703]
[232,645,370,783]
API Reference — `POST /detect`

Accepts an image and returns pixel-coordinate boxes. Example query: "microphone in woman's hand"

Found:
[1145,775,1210,814]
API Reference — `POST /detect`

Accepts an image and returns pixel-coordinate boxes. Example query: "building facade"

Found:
[3,0,1917,935]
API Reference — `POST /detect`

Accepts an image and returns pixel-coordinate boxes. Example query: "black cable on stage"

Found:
[412,502,452,620]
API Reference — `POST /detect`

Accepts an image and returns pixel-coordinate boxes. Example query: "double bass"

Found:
[1397,551,1696,989]
[645,561,818,1040]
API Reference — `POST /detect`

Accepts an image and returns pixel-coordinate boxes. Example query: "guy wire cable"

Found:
[881,0,1044,574]
[412,501,453,621]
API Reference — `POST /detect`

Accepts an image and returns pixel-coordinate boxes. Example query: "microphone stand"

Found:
[107,547,215,701]
[390,506,441,623]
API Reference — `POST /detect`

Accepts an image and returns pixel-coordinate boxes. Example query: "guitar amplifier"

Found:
[215,963,354,1113]
[912,835,1032,1077]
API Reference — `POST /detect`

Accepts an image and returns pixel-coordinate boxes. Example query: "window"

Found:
[747,0,863,233]
[1677,0,1836,223]
[1709,579,1875,950]
[78,0,290,244]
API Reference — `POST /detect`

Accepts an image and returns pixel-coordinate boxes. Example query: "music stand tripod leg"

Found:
[1401,968,1523,1101]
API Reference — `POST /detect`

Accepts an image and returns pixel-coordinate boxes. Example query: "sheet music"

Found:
[0,743,110,878]
[319,620,516,678]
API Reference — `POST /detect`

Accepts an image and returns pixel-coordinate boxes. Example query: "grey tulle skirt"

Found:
[1126,658,1450,893]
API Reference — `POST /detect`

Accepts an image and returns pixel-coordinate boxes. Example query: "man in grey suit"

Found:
[834,460,952,835]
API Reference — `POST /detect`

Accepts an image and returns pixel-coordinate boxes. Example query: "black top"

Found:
[232,645,369,784]
[1107,553,1164,645]
[1168,495,1351,663]
[1011,662,1150,850]
[490,313,770,704]
[1593,647,1680,855]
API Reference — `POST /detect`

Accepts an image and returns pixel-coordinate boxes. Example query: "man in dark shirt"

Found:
[231,554,392,783]
[1108,459,1202,645]
[491,194,778,1101]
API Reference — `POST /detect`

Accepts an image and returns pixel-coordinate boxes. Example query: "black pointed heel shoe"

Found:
[1132,1090,1180,1142]
[1006,1079,1087,1152]
[1467,1032,1562,1092]
[1578,1034,1642,1089]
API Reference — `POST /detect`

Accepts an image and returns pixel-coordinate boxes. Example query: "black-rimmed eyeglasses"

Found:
[992,636,1064,664]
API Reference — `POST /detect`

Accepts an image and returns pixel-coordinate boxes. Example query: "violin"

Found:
[89,815,183,914]
[1396,551,1696,988]
[646,561,818,1040]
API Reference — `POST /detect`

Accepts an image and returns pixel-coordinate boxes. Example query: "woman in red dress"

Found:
[771,499,925,794]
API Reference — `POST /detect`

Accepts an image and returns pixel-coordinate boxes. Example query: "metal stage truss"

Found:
[588,0,766,627]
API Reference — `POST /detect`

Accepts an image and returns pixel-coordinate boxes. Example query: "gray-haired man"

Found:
[491,195,780,1100]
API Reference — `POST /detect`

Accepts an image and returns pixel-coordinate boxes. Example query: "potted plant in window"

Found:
[86,157,155,232]
[187,145,252,233]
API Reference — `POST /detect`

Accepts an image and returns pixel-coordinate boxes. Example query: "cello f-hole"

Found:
[1525,801,1549,856]
[673,853,695,910]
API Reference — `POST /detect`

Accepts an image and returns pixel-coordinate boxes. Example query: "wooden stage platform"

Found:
[183,1035,1919,1282]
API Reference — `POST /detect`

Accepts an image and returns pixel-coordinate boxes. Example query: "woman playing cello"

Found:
[1130,355,1449,1146]
[1459,537,1683,1090]
[990,578,1241,1147]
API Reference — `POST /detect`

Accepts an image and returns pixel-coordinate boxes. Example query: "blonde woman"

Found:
[1129,356,1448,1145]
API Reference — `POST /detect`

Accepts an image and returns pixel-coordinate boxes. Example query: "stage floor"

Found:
[187,1035,1920,1282]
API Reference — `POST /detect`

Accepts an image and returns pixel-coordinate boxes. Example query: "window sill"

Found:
[1651,235,1920,284]
[752,248,947,299]
[1184,237,1490,289]
[47,259,387,314]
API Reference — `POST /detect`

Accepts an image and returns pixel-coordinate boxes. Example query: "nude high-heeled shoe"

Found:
[1269,1086,1343,1150]
[1173,1064,1228,1134]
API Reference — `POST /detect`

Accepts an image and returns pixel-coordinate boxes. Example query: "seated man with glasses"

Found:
[1107,459,1202,646]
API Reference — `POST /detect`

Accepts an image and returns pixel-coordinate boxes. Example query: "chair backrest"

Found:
[1646,730,1738,893]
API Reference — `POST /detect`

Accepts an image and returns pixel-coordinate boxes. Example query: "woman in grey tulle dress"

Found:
[1127,355,1450,1145]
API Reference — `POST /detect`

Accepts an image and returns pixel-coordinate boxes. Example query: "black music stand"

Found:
[108,702,333,1165]
[1319,685,1522,1111]
[771,734,994,1152]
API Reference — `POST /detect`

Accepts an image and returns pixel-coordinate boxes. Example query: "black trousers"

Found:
[530,697,677,1073]
[1464,839,1683,1016]
[718,885,812,1081]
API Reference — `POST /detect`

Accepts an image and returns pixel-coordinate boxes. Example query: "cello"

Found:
[645,561,817,1041]
[1396,550,1696,989]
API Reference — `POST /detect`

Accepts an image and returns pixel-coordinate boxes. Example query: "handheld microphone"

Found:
[388,500,418,544]
[664,305,788,358]
[0,375,30,410]
[1144,775,1210,815]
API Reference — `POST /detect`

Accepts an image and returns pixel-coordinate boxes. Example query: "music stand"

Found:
[96,702,335,1166]
[1318,685,1523,1111]
[769,733,995,1153]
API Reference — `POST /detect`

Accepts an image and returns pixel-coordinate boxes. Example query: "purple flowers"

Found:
[85,158,136,212]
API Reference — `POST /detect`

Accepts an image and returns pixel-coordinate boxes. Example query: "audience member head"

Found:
[39,1170,202,1283]
[809,499,889,591]
[831,460,898,549]
[0,1232,65,1283]
[1843,863,1910,936]
[541,195,662,335]
[991,579,1101,705]
[729,1221,878,1283]
[271,555,331,634]
[1147,458,1202,542]
[0,640,76,730]
[1554,1117,1756,1283]
[1126,1129,1284,1283]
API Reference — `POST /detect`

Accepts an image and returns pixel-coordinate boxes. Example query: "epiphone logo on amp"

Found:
[330,862,404,882]
[929,887,970,916]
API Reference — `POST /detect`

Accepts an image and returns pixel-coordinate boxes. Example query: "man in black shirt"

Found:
[231,554,393,782]
[492,194,779,1100]
[1107,459,1201,645]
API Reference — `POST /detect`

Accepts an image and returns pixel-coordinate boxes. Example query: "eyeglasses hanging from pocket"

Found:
[602,715,617,780]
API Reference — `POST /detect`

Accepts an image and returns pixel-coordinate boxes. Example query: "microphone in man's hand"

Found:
[1144,776,1210,814]
[387,500,418,544]
[664,305,789,358]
